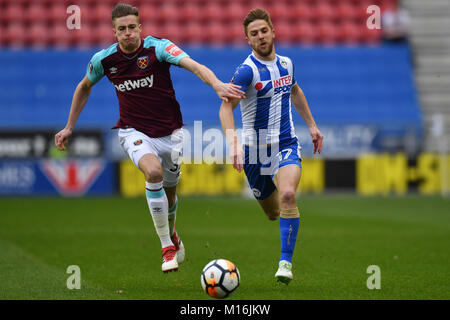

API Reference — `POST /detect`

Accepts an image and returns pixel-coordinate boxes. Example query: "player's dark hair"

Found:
[243,8,273,36]
[111,3,139,25]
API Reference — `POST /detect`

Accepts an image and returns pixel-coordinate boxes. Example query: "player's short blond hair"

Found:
[111,3,139,26]
[243,8,274,36]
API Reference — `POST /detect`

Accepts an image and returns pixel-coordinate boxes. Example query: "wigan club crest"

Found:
[137,56,149,69]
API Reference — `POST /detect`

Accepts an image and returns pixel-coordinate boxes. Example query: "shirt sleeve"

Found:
[86,51,105,84]
[291,58,297,86]
[156,39,189,65]
[230,64,253,92]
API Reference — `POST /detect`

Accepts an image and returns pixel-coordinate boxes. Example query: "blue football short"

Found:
[243,137,302,200]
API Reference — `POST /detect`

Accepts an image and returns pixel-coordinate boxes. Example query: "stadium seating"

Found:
[0,45,422,143]
[3,3,23,24]
[292,21,316,44]
[27,22,49,47]
[48,3,67,25]
[0,0,395,47]
[0,0,422,158]
[5,23,27,48]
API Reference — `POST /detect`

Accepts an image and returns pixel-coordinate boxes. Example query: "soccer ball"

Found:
[200,259,240,299]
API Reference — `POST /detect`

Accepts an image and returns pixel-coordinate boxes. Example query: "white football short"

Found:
[118,128,183,187]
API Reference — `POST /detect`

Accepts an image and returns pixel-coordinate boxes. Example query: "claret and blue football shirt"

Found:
[86,36,189,138]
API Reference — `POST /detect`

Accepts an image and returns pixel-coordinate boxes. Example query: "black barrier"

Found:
[0,130,104,159]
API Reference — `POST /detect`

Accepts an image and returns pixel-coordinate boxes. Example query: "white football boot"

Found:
[161,245,178,273]
[171,230,185,264]
[275,260,293,284]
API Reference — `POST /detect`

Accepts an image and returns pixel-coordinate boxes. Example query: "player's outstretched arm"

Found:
[219,98,244,172]
[179,57,245,102]
[54,76,95,151]
[291,84,323,154]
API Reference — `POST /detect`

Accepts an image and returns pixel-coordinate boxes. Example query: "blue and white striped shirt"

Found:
[231,53,298,146]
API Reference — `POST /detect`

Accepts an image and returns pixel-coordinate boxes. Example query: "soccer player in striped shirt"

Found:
[54,3,245,273]
[219,8,323,284]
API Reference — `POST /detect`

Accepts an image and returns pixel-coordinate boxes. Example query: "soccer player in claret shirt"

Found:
[219,9,323,284]
[54,3,245,273]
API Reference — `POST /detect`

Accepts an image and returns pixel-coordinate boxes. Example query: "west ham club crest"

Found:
[137,56,149,69]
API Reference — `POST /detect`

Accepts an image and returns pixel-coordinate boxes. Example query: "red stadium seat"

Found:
[224,2,246,23]
[338,21,364,45]
[48,3,68,25]
[24,3,46,24]
[171,23,189,44]
[67,0,94,7]
[291,21,316,45]
[335,1,360,23]
[93,3,112,25]
[48,24,72,48]
[174,23,190,44]
[73,3,94,24]
[354,1,374,23]
[234,0,254,6]
[379,0,397,11]
[1,0,29,5]
[290,3,314,22]
[156,22,170,40]
[71,24,96,47]
[139,4,158,25]
[3,3,24,24]
[218,22,235,44]
[141,21,161,38]
[158,2,179,25]
[0,27,6,46]
[204,22,227,45]
[269,3,291,22]
[202,2,225,23]
[159,22,183,43]
[228,22,247,46]
[184,22,205,44]
[131,0,161,6]
[316,21,339,45]
[178,2,202,24]
[314,1,337,23]
[27,23,50,48]
[5,23,27,48]
[95,23,116,47]
[273,21,294,43]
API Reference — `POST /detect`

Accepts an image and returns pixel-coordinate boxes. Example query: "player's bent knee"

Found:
[143,168,163,183]
[279,190,297,206]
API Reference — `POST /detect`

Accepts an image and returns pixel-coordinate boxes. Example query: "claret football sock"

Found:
[145,181,172,248]
[279,208,300,263]
[168,196,178,237]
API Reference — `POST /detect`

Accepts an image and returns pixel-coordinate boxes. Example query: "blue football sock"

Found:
[279,217,300,263]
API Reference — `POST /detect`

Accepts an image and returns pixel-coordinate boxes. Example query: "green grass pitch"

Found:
[0,195,449,300]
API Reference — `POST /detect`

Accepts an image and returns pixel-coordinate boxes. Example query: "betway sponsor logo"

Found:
[114,75,153,92]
